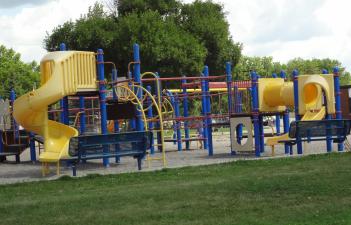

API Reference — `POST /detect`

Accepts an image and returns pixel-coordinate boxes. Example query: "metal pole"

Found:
[112,68,120,163]
[259,114,265,153]
[226,62,236,155]
[201,72,208,150]
[280,71,290,154]
[59,43,69,125]
[112,68,120,133]
[204,66,213,156]
[293,69,303,155]
[322,69,332,152]
[147,85,155,154]
[155,73,162,152]
[133,43,144,131]
[272,73,280,135]
[174,95,182,151]
[251,71,260,157]
[182,77,190,150]
[234,85,242,144]
[10,89,17,133]
[97,49,109,167]
[79,97,85,134]
[226,62,233,114]
[333,67,343,151]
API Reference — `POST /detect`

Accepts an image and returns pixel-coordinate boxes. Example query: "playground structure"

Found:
[0,42,348,176]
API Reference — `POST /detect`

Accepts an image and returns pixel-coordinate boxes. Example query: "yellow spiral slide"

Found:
[13,51,97,163]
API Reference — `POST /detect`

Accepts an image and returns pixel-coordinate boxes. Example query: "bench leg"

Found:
[42,163,50,176]
[137,157,142,170]
[56,161,60,176]
[15,154,20,163]
[72,164,77,177]
[271,146,275,156]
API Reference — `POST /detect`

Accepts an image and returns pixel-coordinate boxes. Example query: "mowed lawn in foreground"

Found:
[1,153,351,225]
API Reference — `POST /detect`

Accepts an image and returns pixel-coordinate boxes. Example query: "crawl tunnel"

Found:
[297,74,335,115]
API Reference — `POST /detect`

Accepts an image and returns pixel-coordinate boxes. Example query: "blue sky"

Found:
[0,0,350,70]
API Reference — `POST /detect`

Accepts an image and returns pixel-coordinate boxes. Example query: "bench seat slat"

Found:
[279,119,351,147]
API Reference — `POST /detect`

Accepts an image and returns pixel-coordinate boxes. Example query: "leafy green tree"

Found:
[0,45,40,98]
[285,58,351,85]
[44,1,241,77]
[233,56,283,80]
[116,0,180,16]
[179,0,242,74]
[233,56,351,86]
[45,3,116,55]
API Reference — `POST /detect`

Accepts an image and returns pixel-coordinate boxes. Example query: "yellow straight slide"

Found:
[266,107,326,146]
[13,51,97,163]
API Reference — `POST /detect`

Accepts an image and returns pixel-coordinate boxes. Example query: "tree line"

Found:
[1,0,350,99]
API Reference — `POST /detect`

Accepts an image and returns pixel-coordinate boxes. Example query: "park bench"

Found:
[63,131,152,176]
[0,130,30,163]
[278,119,351,153]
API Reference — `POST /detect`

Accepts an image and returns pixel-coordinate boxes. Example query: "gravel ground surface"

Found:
[0,132,349,185]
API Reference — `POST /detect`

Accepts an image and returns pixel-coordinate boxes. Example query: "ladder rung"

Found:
[146,157,163,161]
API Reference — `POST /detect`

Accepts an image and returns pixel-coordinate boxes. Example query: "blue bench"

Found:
[278,119,351,148]
[65,131,152,176]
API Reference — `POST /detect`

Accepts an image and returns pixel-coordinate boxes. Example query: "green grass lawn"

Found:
[1,153,351,225]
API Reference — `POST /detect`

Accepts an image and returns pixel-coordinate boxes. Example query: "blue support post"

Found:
[322,69,332,152]
[174,95,182,151]
[201,73,208,150]
[112,68,120,133]
[203,66,213,156]
[146,85,155,154]
[333,67,343,151]
[127,70,136,130]
[272,73,281,135]
[112,68,120,162]
[79,97,85,134]
[238,90,243,143]
[226,62,233,114]
[10,89,17,133]
[259,115,265,153]
[226,62,236,155]
[251,71,261,157]
[133,44,144,131]
[182,77,190,150]
[293,70,303,155]
[59,43,69,125]
[233,85,243,144]
[29,132,36,162]
[280,71,290,154]
[97,49,109,167]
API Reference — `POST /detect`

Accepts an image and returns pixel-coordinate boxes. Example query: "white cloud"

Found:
[0,0,52,9]
[1,0,351,71]
[221,0,351,70]
[0,0,96,62]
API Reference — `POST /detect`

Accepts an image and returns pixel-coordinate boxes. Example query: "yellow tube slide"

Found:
[13,51,97,162]
[264,74,333,148]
